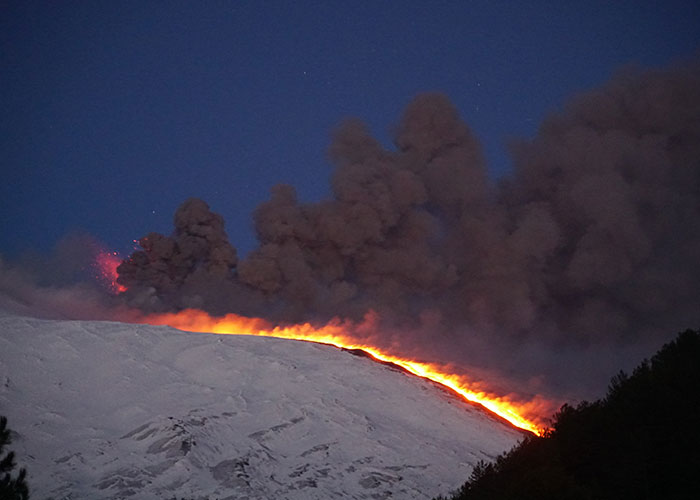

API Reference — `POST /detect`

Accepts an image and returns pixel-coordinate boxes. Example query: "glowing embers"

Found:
[135,308,546,435]
[94,250,127,293]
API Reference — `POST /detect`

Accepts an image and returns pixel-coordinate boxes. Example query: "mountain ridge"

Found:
[0,314,523,499]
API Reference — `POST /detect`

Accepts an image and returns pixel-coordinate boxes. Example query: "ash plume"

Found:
[117,198,241,311]
[116,61,700,398]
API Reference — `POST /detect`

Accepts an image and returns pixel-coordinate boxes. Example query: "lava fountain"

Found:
[93,249,127,293]
[128,308,549,435]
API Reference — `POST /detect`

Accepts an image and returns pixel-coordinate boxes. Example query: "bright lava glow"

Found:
[94,250,127,293]
[134,308,547,435]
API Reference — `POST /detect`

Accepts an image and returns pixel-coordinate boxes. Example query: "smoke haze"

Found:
[0,233,132,320]
[3,61,699,404]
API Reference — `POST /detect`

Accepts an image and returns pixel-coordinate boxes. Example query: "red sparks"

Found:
[94,250,127,294]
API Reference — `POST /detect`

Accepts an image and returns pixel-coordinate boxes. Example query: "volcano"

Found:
[0,313,524,499]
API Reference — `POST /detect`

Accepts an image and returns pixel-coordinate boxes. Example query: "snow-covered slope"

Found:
[0,313,523,499]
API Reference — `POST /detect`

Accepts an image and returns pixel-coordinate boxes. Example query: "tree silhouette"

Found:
[435,328,700,500]
[0,416,29,500]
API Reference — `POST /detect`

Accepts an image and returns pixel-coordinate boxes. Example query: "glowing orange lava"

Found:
[135,308,547,435]
[94,250,127,293]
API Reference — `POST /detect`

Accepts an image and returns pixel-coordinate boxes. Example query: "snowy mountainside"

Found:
[0,314,523,499]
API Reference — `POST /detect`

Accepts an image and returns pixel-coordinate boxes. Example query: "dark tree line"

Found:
[0,416,29,499]
[435,328,700,500]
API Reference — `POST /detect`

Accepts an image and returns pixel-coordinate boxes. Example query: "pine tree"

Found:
[435,328,700,500]
[0,416,29,500]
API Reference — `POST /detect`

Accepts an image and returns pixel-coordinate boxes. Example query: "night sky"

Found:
[2,1,699,259]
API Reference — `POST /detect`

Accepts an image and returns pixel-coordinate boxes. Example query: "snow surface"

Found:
[0,313,523,499]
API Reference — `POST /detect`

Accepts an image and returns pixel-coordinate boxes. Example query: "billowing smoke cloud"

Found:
[118,93,496,322]
[501,64,700,343]
[114,61,700,399]
[116,198,241,311]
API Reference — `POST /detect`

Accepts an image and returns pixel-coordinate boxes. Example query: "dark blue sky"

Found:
[2,1,699,259]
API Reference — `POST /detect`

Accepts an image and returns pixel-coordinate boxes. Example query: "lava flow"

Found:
[133,308,547,435]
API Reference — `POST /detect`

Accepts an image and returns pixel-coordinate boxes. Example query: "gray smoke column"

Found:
[237,92,485,321]
[118,61,700,357]
[502,62,700,342]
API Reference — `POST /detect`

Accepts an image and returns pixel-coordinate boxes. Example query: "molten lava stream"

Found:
[136,308,545,436]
